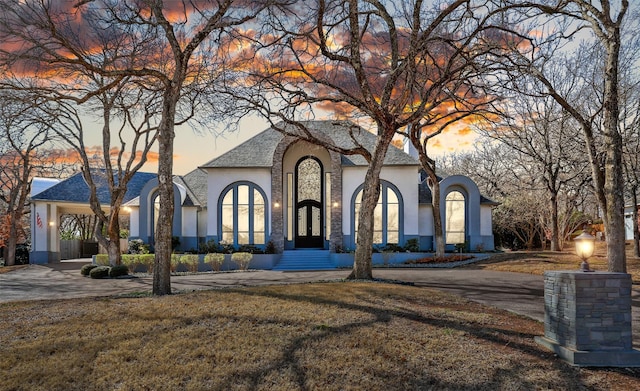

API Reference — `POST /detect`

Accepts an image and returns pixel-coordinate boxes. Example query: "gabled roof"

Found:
[179,168,209,207]
[31,170,157,205]
[200,120,419,169]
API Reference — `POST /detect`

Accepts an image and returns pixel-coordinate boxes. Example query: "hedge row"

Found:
[93,252,253,273]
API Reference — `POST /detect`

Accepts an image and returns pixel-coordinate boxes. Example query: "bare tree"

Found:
[0,0,271,294]
[621,79,640,257]
[38,82,160,266]
[228,0,514,275]
[482,86,589,251]
[495,0,634,272]
[443,137,593,251]
[0,90,59,265]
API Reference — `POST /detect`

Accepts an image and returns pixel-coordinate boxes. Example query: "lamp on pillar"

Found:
[574,231,595,272]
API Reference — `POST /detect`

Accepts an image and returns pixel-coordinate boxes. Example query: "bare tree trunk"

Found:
[430,179,445,257]
[603,33,626,273]
[348,130,394,280]
[152,91,178,295]
[5,218,17,266]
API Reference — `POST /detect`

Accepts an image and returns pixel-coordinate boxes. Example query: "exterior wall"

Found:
[197,207,208,245]
[342,166,366,250]
[181,206,199,251]
[624,206,634,240]
[30,202,60,264]
[205,167,272,241]
[418,204,434,251]
[480,205,495,251]
[128,207,140,238]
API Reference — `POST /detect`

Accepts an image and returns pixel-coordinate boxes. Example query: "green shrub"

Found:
[121,254,140,271]
[109,264,129,278]
[138,254,155,273]
[231,252,252,271]
[89,266,110,279]
[94,254,110,266]
[180,254,200,273]
[204,253,225,271]
[170,253,182,272]
[80,264,98,276]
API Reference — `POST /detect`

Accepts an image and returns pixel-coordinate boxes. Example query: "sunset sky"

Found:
[0,0,485,178]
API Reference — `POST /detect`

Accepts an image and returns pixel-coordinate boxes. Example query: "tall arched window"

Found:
[445,190,466,244]
[353,182,402,245]
[219,182,267,246]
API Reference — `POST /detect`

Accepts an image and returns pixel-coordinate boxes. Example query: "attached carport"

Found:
[29,171,157,264]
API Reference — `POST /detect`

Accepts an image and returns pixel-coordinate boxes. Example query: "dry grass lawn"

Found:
[467,241,640,283]
[0,265,28,274]
[2,281,640,390]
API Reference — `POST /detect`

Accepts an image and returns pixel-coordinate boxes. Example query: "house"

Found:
[30,120,496,266]
[625,205,639,241]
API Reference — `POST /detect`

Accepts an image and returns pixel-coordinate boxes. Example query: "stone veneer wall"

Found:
[543,271,632,351]
[271,134,343,253]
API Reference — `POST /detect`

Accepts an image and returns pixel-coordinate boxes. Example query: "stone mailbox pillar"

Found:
[535,271,640,367]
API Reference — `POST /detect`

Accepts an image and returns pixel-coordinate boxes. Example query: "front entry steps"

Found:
[272,250,335,271]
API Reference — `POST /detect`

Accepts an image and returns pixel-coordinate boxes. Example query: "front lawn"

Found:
[468,241,640,283]
[1,282,639,390]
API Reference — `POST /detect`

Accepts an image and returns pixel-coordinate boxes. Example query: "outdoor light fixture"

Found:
[333,202,339,208]
[574,231,595,272]
[274,202,280,208]
[48,221,55,227]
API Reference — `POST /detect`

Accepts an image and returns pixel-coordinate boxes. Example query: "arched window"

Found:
[445,191,465,244]
[219,182,267,246]
[353,182,402,245]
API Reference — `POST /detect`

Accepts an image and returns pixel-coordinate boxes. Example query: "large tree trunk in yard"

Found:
[430,179,445,257]
[348,130,394,280]
[152,90,179,296]
[5,223,17,266]
[602,35,626,273]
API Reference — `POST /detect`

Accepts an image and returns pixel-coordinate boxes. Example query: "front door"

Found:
[295,157,323,248]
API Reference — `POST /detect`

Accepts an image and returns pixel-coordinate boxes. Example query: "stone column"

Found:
[536,271,640,367]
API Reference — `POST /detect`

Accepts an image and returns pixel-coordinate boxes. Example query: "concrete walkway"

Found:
[2,259,640,347]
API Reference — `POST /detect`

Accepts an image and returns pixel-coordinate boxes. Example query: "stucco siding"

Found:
[341,166,367,237]
[129,207,140,237]
[182,207,199,237]
[480,205,493,236]
[381,166,420,238]
[419,204,434,236]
